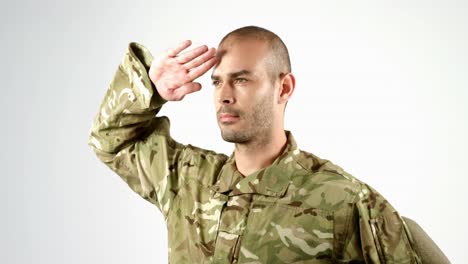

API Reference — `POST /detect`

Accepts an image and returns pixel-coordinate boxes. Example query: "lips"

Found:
[217,106,241,123]
[219,113,240,123]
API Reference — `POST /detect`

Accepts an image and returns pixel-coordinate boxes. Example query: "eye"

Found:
[212,80,221,87]
[234,78,248,84]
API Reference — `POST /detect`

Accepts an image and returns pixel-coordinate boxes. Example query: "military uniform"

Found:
[88,42,421,263]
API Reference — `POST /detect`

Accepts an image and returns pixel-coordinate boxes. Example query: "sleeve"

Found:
[350,184,422,263]
[88,42,184,219]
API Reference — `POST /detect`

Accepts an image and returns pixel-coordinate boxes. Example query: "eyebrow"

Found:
[211,70,252,80]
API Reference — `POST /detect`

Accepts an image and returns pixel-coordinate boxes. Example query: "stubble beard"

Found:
[219,92,274,147]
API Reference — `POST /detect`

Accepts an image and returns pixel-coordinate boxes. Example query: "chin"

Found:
[220,128,236,142]
[220,128,251,144]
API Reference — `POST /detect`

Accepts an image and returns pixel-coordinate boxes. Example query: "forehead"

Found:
[212,38,271,77]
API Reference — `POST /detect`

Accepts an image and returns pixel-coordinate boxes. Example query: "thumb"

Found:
[172,82,202,101]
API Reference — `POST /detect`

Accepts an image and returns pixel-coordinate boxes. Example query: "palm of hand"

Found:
[149,40,217,101]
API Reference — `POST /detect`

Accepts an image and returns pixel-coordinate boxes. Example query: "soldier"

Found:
[88,26,421,263]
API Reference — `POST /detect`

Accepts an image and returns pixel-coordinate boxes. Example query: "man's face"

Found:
[211,38,278,145]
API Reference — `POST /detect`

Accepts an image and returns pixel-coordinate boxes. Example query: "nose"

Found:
[217,83,235,105]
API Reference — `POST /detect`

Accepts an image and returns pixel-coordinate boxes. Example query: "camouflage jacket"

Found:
[88,42,421,263]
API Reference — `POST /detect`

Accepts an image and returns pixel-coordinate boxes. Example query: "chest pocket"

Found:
[166,180,227,263]
[237,201,334,263]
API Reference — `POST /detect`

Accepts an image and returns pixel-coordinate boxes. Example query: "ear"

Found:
[278,73,296,104]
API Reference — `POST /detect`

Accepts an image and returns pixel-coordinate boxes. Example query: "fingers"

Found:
[183,47,216,70]
[157,40,217,100]
[166,40,192,57]
[188,56,218,80]
[172,82,202,101]
[176,45,209,64]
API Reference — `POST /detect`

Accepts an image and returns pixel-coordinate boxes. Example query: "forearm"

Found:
[88,42,181,214]
[88,40,216,217]
[88,42,166,155]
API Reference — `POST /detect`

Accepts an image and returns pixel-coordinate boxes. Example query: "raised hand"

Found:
[149,40,217,101]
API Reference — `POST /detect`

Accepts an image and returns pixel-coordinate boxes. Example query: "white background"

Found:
[1,0,466,263]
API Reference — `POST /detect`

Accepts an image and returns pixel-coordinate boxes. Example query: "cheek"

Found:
[246,92,272,113]
[213,90,219,107]
[236,92,253,111]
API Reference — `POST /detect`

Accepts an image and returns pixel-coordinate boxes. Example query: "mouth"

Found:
[219,113,240,123]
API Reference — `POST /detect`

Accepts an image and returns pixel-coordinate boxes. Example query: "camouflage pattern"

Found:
[88,42,421,263]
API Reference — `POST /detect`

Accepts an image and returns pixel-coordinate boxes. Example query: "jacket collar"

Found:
[211,131,300,197]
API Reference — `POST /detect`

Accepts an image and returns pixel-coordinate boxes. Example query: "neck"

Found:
[234,129,287,176]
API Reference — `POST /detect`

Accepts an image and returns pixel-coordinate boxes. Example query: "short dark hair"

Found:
[219,26,291,82]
